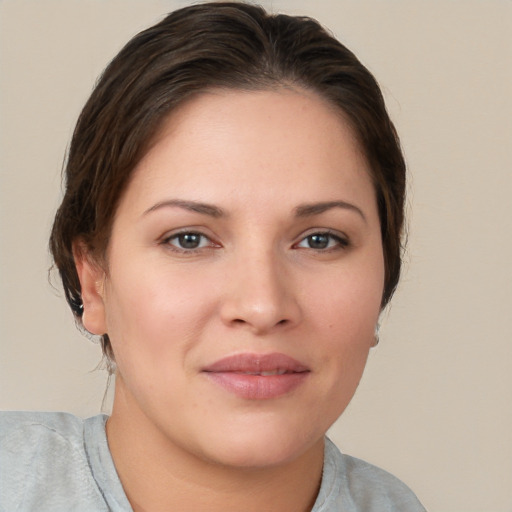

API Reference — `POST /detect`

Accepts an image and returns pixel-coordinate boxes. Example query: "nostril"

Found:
[230,317,288,328]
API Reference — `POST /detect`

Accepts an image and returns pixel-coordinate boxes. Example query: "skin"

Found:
[75,88,385,512]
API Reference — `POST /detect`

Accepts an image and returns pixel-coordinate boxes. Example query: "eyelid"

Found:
[160,228,221,252]
[158,227,349,253]
[293,229,350,250]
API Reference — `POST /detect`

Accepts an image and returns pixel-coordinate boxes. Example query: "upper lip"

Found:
[202,353,310,374]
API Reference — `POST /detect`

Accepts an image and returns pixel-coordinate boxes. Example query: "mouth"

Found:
[202,353,310,400]
[231,369,289,376]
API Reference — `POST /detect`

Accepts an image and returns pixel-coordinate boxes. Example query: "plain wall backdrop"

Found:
[1,1,511,511]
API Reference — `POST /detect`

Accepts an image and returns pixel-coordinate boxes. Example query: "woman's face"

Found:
[80,88,384,468]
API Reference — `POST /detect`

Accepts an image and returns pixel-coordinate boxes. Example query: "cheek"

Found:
[306,263,383,341]
[102,257,222,369]
[302,256,383,394]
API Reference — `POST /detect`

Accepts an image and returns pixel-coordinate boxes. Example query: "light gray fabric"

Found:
[0,411,425,511]
[313,438,426,511]
[0,412,131,512]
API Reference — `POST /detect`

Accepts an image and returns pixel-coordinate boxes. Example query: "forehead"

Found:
[119,88,374,215]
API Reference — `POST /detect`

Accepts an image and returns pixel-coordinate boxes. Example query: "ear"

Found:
[73,242,108,336]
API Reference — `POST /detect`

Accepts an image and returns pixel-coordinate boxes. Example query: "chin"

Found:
[193,416,326,470]
[205,440,313,470]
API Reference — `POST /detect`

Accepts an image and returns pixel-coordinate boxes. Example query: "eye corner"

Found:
[160,229,221,254]
[293,230,350,252]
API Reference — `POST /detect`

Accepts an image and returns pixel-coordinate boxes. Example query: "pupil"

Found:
[179,233,200,249]
[309,234,328,249]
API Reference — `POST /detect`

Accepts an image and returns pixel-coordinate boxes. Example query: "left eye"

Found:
[165,232,211,250]
[296,232,347,250]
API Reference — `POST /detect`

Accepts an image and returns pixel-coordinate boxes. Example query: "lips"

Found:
[202,353,310,400]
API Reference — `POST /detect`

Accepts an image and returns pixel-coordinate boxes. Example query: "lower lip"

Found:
[204,372,309,400]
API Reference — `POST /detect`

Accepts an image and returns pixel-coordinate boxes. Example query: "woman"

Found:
[0,2,425,511]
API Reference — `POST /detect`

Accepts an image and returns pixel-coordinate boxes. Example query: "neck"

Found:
[106,377,324,512]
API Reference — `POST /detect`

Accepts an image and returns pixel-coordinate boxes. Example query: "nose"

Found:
[219,249,302,335]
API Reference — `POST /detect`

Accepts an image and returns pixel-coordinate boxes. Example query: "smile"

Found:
[236,369,288,376]
[202,353,310,400]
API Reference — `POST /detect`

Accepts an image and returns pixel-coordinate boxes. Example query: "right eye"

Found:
[163,231,214,251]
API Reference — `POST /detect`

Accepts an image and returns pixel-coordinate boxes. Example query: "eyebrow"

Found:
[143,198,366,222]
[294,201,367,222]
[143,199,225,218]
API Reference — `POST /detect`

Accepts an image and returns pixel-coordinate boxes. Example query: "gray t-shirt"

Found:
[0,411,425,511]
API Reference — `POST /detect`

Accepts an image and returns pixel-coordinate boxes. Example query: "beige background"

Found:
[1,1,511,511]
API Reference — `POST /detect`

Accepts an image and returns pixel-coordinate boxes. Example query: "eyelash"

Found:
[294,230,349,252]
[161,229,349,254]
[161,231,218,253]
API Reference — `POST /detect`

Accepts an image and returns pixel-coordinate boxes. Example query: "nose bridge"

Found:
[221,242,300,333]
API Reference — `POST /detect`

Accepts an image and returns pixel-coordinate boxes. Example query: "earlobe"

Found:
[73,243,108,336]
[371,322,381,348]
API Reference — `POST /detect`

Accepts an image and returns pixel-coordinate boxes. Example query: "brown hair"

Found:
[50,1,406,362]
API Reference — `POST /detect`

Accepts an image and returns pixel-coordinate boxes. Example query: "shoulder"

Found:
[313,438,426,512]
[0,410,88,463]
[0,411,89,465]
[0,410,86,435]
[0,411,110,511]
